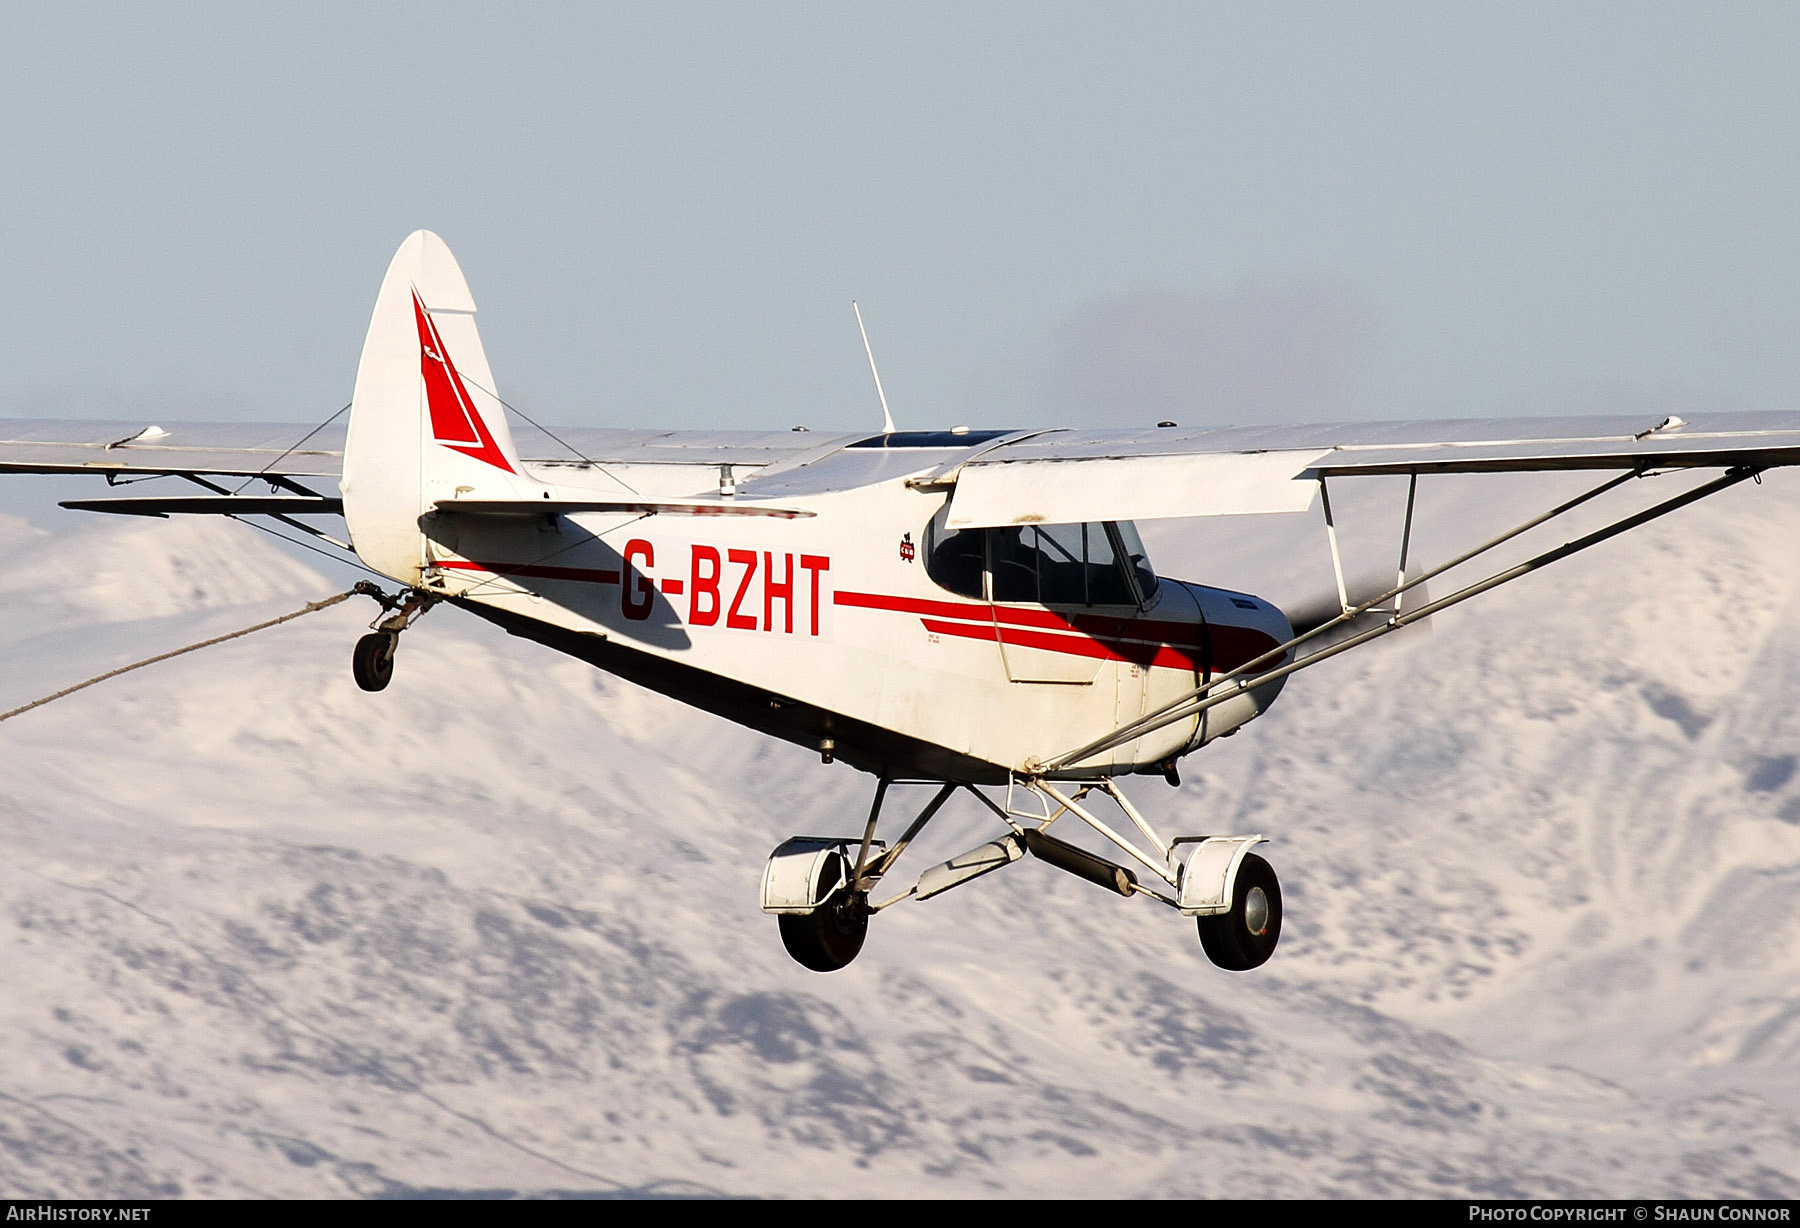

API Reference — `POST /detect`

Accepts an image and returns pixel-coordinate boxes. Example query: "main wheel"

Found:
[1197,853,1282,971]
[778,852,869,972]
[352,632,397,692]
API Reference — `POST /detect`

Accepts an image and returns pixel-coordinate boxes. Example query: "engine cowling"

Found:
[1165,579,1294,759]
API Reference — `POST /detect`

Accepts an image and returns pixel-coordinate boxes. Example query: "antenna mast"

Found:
[852,301,897,434]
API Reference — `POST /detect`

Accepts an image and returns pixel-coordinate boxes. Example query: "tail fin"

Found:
[342,231,537,584]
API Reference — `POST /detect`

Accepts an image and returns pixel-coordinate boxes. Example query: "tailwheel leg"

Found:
[778,852,868,973]
[1196,852,1282,971]
[349,583,437,693]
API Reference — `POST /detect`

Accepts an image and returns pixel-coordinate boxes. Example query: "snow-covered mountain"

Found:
[0,471,1796,1198]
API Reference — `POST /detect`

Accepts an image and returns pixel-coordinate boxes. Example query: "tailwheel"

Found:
[1197,852,1282,971]
[352,631,397,692]
[778,852,869,973]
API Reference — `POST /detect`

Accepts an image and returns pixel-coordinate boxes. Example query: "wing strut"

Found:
[1044,465,1763,771]
[1394,472,1418,617]
[1318,476,1351,615]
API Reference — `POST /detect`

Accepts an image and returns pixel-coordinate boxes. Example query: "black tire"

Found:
[352,632,396,693]
[1196,852,1282,971]
[778,852,868,972]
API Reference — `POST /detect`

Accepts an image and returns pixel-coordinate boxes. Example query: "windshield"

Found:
[1109,521,1159,603]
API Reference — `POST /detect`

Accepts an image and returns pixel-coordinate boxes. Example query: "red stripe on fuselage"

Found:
[841,588,1280,674]
[920,617,1205,672]
[833,589,1206,648]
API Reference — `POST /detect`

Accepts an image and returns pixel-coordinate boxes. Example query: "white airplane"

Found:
[7,231,1800,974]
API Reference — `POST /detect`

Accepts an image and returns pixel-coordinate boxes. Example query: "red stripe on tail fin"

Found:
[412,289,516,474]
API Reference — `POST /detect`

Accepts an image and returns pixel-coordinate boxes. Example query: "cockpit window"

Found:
[924,512,984,598]
[1034,524,1088,605]
[988,526,1035,603]
[993,524,1116,605]
[924,508,1159,608]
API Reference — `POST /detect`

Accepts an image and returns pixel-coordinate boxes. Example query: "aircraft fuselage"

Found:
[416,445,1292,782]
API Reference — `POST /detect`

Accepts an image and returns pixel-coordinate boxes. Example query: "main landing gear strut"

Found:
[759,776,1280,973]
[349,583,437,693]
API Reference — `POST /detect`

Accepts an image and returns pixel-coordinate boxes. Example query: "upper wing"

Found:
[12,411,1800,530]
[0,419,860,480]
[0,420,350,478]
[929,412,1800,529]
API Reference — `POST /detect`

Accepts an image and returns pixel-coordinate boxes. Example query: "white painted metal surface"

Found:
[342,231,539,585]
[759,837,857,914]
[1173,835,1267,916]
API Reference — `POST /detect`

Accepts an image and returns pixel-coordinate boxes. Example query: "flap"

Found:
[943,450,1322,530]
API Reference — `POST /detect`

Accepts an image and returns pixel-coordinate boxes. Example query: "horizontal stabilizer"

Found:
[60,495,344,518]
[434,497,814,520]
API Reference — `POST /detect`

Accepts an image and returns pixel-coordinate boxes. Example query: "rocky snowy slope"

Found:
[0,470,1797,1199]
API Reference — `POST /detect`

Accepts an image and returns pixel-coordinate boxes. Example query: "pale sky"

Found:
[3,2,1797,434]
